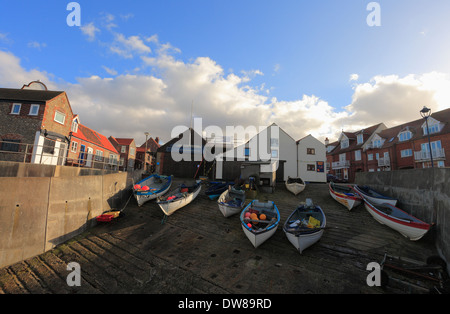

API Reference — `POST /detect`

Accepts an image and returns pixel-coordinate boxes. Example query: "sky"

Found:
[1,0,450,146]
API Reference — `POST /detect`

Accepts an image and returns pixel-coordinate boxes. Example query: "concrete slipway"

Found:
[0,179,443,294]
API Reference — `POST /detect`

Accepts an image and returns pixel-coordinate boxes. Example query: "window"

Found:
[129,147,135,156]
[398,131,412,142]
[307,148,315,155]
[1,139,20,152]
[11,103,21,115]
[423,124,440,135]
[121,146,127,153]
[54,111,65,124]
[341,139,349,149]
[376,153,379,160]
[357,134,363,144]
[307,164,315,171]
[401,149,412,158]
[71,120,78,133]
[373,139,382,148]
[244,148,250,157]
[271,150,278,158]
[43,138,55,154]
[270,138,279,147]
[368,154,373,161]
[355,150,361,161]
[95,150,103,161]
[29,104,40,116]
[109,154,118,165]
[438,161,445,168]
[71,141,78,153]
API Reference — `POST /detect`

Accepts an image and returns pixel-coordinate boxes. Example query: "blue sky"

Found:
[1,1,450,144]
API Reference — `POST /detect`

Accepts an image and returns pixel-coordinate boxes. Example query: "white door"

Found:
[86,147,94,167]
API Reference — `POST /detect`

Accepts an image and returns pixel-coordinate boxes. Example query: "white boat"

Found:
[285,177,306,196]
[364,199,431,241]
[283,199,326,254]
[240,200,280,248]
[329,182,362,211]
[156,182,201,216]
[133,175,172,207]
[353,185,398,206]
[217,186,246,218]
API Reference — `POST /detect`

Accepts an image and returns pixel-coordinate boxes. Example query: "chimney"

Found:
[155,137,159,144]
[325,137,329,146]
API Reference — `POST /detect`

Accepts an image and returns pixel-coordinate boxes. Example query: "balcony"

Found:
[378,157,390,167]
[332,160,350,169]
[414,148,446,161]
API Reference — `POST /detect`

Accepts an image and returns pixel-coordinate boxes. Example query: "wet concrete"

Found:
[0,179,441,294]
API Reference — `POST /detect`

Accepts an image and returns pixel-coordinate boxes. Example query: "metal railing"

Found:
[414,148,446,161]
[0,139,119,171]
[332,160,350,169]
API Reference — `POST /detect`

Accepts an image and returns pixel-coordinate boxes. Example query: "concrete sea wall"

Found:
[0,162,142,268]
[355,168,450,272]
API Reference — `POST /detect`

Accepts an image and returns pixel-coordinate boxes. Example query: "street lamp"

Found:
[144,132,149,171]
[420,106,434,168]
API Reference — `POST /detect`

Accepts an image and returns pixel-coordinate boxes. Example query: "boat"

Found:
[283,199,326,254]
[133,174,172,207]
[328,182,362,211]
[364,199,431,241]
[217,186,246,217]
[353,185,398,206]
[205,181,234,200]
[285,177,306,195]
[156,182,202,216]
[240,200,280,248]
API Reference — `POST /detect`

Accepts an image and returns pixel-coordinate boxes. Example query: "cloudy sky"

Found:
[1,0,450,145]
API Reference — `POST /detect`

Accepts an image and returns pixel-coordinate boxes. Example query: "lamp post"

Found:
[420,106,434,168]
[144,132,149,171]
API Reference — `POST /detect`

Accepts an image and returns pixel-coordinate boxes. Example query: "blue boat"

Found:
[133,174,172,206]
[205,181,234,200]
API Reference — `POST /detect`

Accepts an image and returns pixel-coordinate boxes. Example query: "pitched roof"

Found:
[72,124,118,154]
[328,123,384,155]
[140,137,161,152]
[0,88,64,102]
[115,138,135,146]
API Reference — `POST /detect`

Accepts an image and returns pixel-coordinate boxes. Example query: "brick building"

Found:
[109,137,136,171]
[136,136,160,171]
[0,81,73,165]
[66,115,119,169]
[327,108,450,182]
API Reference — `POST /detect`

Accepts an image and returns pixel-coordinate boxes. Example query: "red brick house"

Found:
[327,107,450,182]
[66,115,119,169]
[136,136,160,171]
[326,123,386,182]
[109,137,136,171]
[0,81,73,165]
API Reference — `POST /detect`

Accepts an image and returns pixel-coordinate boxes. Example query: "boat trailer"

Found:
[380,252,449,294]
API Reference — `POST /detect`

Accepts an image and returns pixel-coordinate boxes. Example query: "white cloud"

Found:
[349,73,359,82]
[27,41,47,50]
[2,43,450,146]
[109,34,152,58]
[81,22,100,41]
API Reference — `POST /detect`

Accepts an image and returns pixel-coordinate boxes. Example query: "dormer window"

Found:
[373,139,382,148]
[357,134,363,144]
[341,139,349,149]
[71,119,79,133]
[11,103,21,115]
[422,117,442,135]
[398,131,412,142]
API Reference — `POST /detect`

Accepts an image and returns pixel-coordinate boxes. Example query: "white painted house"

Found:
[215,124,326,183]
[296,134,326,183]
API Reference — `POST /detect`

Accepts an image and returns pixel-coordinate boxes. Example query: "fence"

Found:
[0,138,119,171]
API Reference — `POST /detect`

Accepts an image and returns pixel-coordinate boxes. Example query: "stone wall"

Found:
[355,168,450,272]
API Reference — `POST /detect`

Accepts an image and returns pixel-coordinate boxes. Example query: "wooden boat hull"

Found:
[240,200,280,248]
[353,185,398,206]
[283,201,326,254]
[217,188,246,218]
[285,182,305,195]
[329,183,362,211]
[133,175,172,207]
[157,183,201,216]
[364,199,430,241]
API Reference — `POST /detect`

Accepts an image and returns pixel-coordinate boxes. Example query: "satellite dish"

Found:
[21,80,48,91]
